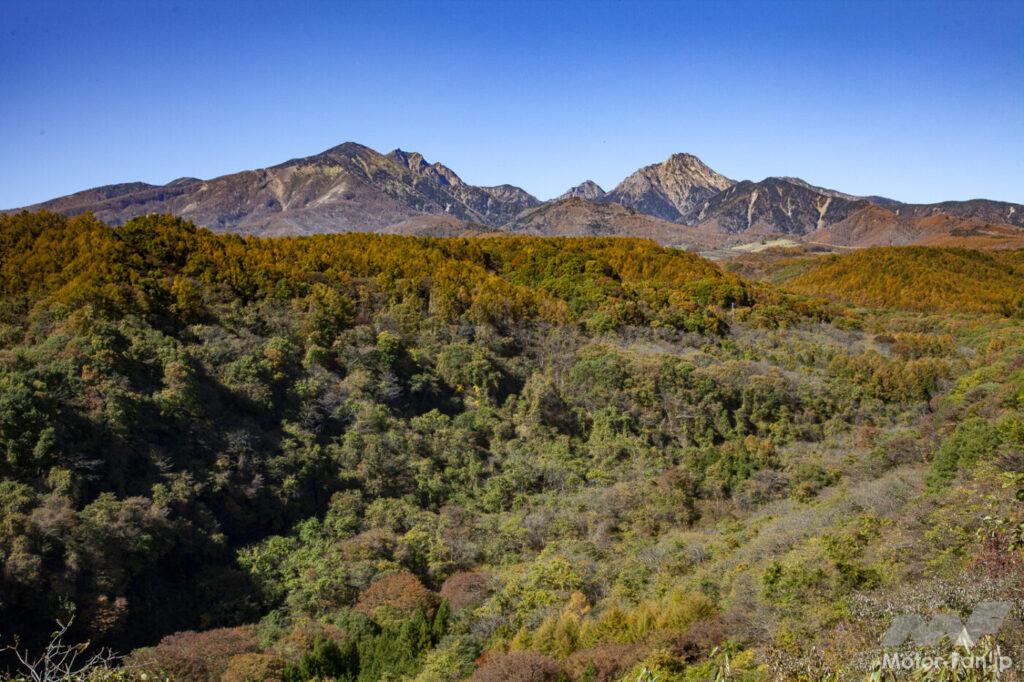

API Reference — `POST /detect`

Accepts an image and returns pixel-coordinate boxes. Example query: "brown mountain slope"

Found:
[507,197,728,248]
[13,143,539,235]
[684,176,1024,248]
[911,219,1024,249]
[805,204,930,246]
[377,215,498,238]
[897,199,1024,228]
[807,205,1024,249]
[385,149,539,226]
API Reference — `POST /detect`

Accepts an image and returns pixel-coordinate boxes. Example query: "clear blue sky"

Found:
[2,0,1022,208]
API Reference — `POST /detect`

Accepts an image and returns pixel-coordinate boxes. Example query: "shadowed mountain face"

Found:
[685,176,1024,247]
[9,143,1023,247]
[691,177,871,235]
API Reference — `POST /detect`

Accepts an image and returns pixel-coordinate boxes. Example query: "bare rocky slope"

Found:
[601,152,735,221]
[11,143,540,236]
[557,180,606,201]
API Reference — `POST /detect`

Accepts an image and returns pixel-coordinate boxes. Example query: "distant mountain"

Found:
[774,177,901,208]
[507,197,718,247]
[602,153,734,221]
[809,205,1024,250]
[690,177,868,236]
[385,149,538,227]
[682,174,1024,248]
[12,142,539,235]
[557,180,605,201]
[895,199,1023,227]
[8,143,1023,249]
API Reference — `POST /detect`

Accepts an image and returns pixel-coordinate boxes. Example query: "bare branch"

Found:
[1,616,120,682]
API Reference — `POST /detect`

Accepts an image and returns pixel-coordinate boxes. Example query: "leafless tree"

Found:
[1,617,119,682]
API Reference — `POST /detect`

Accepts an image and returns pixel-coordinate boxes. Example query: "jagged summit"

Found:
[557,180,605,201]
[386,148,432,173]
[603,152,735,221]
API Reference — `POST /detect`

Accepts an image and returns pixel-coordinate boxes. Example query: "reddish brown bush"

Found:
[970,533,1024,581]
[355,570,438,617]
[668,615,729,662]
[127,626,259,682]
[220,653,286,682]
[440,571,493,610]
[339,528,395,560]
[471,651,564,682]
[566,643,645,681]
[273,619,349,662]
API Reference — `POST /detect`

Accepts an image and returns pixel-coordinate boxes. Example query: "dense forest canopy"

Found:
[0,211,767,334]
[783,246,1024,315]
[1,212,1023,681]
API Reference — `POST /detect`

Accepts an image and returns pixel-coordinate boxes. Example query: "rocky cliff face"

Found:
[384,149,539,227]
[691,177,869,236]
[602,153,734,221]
[557,180,606,201]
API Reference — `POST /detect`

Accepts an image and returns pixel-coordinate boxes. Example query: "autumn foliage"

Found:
[439,570,493,610]
[355,570,439,618]
[785,245,1024,315]
[0,210,755,335]
[470,650,565,682]
[127,626,259,682]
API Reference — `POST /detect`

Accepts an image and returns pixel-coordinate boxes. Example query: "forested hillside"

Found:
[2,212,1023,681]
[783,246,1024,315]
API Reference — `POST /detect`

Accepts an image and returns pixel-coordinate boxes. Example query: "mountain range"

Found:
[9,141,1024,250]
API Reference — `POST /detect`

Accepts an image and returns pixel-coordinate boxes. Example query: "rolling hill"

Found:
[782,246,1024,314]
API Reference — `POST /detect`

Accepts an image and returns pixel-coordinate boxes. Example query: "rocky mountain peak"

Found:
[663,152,706,167]
[166,177,202,187]
[558,180,606,201]
[387,148,430,173]
[603,152,734,222]
[658,152,733,186]
[386,149,468,189]
[308,141,376,161]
